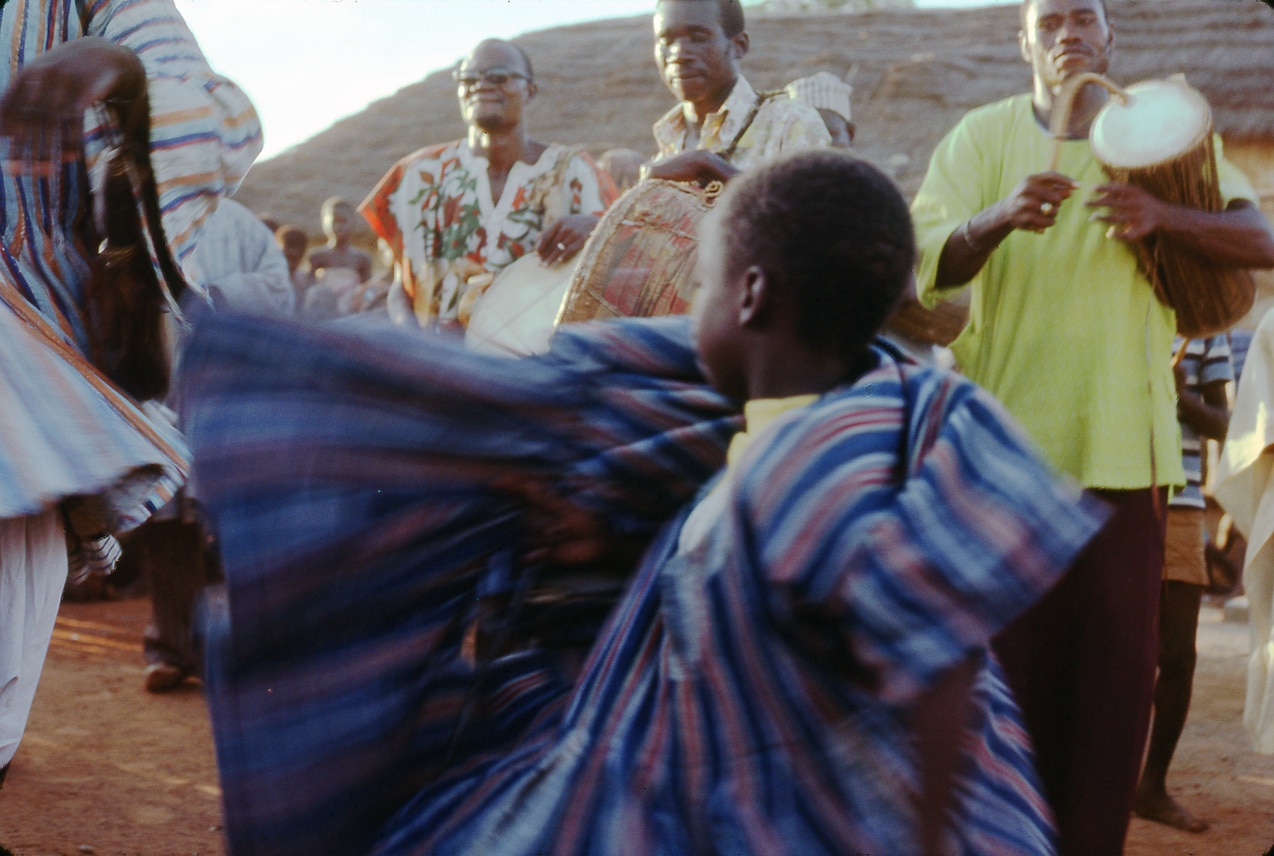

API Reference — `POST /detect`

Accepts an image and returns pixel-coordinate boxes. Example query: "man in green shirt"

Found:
[911,0,1274,852]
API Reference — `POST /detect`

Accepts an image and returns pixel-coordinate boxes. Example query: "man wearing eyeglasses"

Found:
[361,39,617,331]
[645,0,829,185]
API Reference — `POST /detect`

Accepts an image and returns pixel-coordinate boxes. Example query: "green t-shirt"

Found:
[913,94,1256,489]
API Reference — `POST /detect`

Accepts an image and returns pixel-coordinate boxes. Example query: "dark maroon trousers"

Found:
[994,488,1165,856]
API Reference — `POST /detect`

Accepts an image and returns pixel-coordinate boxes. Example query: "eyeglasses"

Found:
[452,67,532,88]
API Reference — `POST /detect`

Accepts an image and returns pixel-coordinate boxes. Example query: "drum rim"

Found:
[1090,78,1212,171]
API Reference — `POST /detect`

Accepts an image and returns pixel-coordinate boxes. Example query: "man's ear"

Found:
[526,80,539,102]
[729,31,749,63]
[738,264,770,328]
[1017,29,1030,64]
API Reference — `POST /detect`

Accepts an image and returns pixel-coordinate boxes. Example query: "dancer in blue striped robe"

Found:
[186,151,1105,854]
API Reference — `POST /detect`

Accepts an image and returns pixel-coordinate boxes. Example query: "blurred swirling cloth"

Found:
[181,313,1103,855]
[182,314,739,851]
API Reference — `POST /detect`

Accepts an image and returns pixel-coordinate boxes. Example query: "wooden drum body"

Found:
[465,179,719,356]
[556,179,721,324]
[1090,76,1253,337]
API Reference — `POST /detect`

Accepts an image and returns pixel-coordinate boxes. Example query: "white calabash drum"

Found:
[464,254,577,356]
[556,178,722,324]
[1087,75,1254,336]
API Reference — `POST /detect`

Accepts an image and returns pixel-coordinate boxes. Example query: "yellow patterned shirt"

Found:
[653,75,829,170]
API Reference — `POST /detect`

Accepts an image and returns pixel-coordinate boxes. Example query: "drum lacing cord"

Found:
[718,91,782,164]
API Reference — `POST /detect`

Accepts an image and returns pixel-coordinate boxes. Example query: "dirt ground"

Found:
[0,596,1271,856]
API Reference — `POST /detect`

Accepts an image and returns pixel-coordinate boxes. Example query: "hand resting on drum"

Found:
[1086,181,1168,242]
[535,213,601,267]
[644,149,740,187]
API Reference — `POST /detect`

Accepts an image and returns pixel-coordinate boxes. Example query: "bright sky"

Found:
[172,0,1014,162]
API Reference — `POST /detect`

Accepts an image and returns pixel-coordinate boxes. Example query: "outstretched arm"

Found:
[0,1,263,265]
[89,0,263,262]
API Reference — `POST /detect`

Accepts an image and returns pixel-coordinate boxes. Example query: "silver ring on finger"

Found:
[556,242,567,251]
[1040,201,1056,217]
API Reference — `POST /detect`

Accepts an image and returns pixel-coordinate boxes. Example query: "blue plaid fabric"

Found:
[183,314,1105,855]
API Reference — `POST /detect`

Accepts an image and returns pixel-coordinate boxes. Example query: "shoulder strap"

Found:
[719,91,782,163]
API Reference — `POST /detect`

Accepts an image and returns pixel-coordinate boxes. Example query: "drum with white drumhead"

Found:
[1087,75,1253,336]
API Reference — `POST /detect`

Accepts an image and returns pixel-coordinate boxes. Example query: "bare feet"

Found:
[1133,788,1209,833]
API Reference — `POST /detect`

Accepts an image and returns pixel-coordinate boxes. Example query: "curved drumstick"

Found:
[1046,72,1129,172]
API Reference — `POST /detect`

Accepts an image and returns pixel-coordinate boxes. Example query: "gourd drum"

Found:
[1088,76,1253,336]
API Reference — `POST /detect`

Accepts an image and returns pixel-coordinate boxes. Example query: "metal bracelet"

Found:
[960,218,984,252]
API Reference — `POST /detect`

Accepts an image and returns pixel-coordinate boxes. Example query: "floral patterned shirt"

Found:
[653,75,830,171]
[360,141,616,326]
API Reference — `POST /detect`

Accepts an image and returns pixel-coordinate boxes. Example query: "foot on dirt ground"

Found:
[1133,789,1209,833]
[143,662,191,693]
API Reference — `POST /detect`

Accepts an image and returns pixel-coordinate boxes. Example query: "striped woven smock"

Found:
[0,0,261,531]
[184,315,1105,855]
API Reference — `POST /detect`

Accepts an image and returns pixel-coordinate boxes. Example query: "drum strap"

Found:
[719,91,782,164]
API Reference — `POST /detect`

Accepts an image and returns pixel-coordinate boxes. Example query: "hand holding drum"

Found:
[1086,182,1169,242]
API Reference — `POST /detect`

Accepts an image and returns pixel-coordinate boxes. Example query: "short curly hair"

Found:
[716,150,915,359]
[459,38,535,82]
[656,0,746,39]
[1021,0,1108,28]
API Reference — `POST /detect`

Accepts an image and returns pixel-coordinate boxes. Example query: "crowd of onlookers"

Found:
[259,198,391,320]
[249,140,700,325]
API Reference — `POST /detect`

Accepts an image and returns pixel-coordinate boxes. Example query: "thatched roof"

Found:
[236,0,1274,235]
